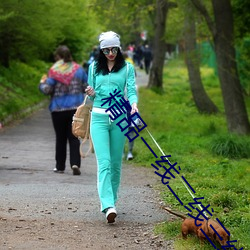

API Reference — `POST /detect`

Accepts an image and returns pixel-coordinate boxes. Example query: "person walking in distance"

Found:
[143,44,152,75]
[39,45,88,175]
[85,31,138,223]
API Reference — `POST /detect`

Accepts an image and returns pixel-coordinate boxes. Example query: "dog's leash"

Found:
[145,127,208,217]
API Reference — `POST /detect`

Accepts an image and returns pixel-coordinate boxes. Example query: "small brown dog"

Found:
[162,206,230,246]
[207,219,230,246]
[162,207,208,240]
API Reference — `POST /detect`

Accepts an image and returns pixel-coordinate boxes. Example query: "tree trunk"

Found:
[212,0,250,134]
[184,4,218,114]
[147,0,169,89]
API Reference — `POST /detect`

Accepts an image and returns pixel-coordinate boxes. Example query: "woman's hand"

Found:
[85,86,96,97]
[131,103,138,114]
[40,74,47,83]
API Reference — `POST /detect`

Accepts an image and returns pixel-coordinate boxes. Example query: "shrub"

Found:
[211,191,237,210]
[210,134,250,158]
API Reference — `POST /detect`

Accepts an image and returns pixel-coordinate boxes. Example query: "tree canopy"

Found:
[0,0,99,66]
[0,0,249,134]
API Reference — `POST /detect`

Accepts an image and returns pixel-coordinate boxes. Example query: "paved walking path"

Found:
[0,70,173,249]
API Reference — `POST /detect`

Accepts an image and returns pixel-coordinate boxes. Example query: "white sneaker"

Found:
[53,168,64,173]
[127,152,133,160]
[72,165,81,175]
[105,207,117,223]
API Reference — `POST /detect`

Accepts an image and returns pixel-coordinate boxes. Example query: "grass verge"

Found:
[0,60,50,125]
[126,58,250,250]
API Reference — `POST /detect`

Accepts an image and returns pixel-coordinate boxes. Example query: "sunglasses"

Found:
[102,47,119,55]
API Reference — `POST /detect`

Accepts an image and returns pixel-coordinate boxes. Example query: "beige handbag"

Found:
[72,95,93,158]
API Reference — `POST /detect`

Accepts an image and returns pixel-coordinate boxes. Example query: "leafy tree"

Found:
[232,0,250,39]
[91,0,155,47]
[54,1,99,62]
[190,0,250,134]
[183,1,218,114]
[232,0,250,95]
[148,0,177,89]
[158,0,218,113]
[164,2,184,44]
[0,0,57,66]
[0,0,99,67]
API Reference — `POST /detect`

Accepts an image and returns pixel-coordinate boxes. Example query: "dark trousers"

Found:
[51,110,80,171]
[144,59,151,74]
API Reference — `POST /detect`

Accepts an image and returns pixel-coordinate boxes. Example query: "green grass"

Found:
[127,58,250,249]
[210,134,250,158]
[0,60,50,123]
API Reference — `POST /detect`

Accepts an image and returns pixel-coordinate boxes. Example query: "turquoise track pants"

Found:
[90,111,127,212]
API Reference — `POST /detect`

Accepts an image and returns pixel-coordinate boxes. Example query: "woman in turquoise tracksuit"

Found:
[86,31,138,223]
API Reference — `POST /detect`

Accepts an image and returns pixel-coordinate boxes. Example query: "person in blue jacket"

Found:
[39,45,88,175]
[85,31,138,223]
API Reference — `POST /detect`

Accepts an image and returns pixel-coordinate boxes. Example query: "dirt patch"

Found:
[0,216,174,250]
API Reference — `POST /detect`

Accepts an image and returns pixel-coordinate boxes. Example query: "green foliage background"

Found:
[0,1,249,249]
[0,0,100,65]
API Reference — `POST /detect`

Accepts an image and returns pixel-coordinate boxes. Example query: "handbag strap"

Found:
[79,112,93,158]
[76,94,93,158]
[79,137,93,158]
[83,94,88,105]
